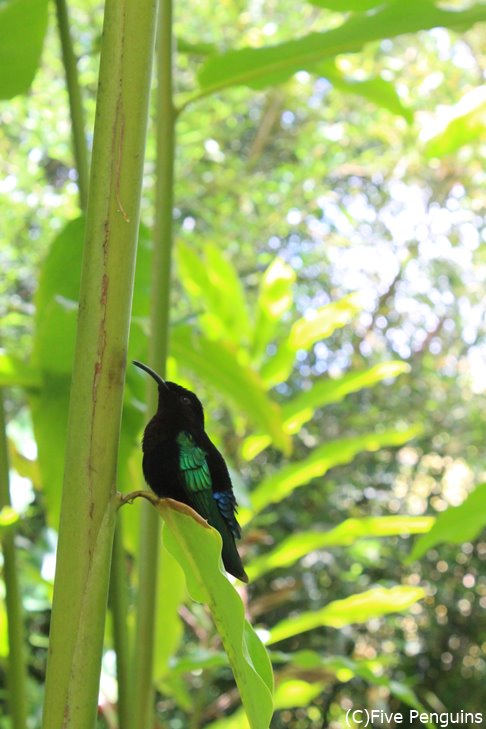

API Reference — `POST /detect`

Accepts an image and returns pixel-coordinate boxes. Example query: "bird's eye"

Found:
[181,396,191,405]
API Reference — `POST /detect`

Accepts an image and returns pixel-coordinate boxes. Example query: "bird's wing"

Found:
[176,431,240,537]
[176,431,214,511]
[176,430,248,583]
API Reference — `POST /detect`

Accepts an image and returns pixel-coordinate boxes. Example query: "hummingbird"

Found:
[133,360,248,583]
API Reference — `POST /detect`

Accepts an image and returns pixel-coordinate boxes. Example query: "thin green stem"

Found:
[108,524,132,729]
[131,0,175,725]
[53,0,89,210]
[0,392,28,729]
[41,1,159,727]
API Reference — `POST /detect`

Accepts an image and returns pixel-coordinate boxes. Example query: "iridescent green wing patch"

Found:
[176,431,212,494]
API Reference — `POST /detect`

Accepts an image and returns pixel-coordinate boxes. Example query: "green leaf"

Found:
[240,426,421,524]
[251,258,296,363]
[242,361,409,459]
[248,515,434,580]
[260,294,361,388]
[0,0,48,100]
[177,242,252,346]
[319,60,412,122]
[34,217,152,374]
[30,375,70,528]
[425,86,486,158]
[152,498,274,729]
[154,543,186,680]
[267,586,425,644]
[406,482,486,563]
[0,353,41,388]
[197,1,486,95]
[171,327,290,453]
[283,361,410,433]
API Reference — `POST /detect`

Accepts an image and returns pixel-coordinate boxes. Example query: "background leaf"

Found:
[406,483,486,563]
[248,515,434,580]
[0,0,48,100]
[267,586,425,644]
[197,1,486,95]
[240,426,422,523]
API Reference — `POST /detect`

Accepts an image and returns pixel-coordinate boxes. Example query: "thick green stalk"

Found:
[0,392,28,729]
[41,1,158,727]
[56,1,134,723]
[131,0,175,725]
[53,0,89,210]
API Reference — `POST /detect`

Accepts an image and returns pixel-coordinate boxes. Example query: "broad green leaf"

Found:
[0,0,48,100]
[154,542,186,680]
[425,85,486,158]
[267,586,425,644]
[274,679,324,708]
[283,361,409,433]
[319,60,412,122]
[260,295,361,388]
[30,375,70,528]
[251,258,296,363]
[242,361,409,459]
[248,515,434,580]
[197,1,486,95]
[291,295,361,350]
[177,242,251,346]
[0,353,41,389]
[150,498,273,729]
[34,217,151,374]
[171,327,290,453]
[270,650,432,725]
[406,482,486,563]
[240,426,421,524]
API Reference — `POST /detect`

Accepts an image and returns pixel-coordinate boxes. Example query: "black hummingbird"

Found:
[133,360,248,583]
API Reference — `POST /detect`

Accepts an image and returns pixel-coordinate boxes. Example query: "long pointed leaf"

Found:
[242,361,409,460]
[267,586,425,644]
[406,482,486,563]
[148,498,274,729]
[248,515,434,580]
[240,426,421,524]
[197,1,486,95]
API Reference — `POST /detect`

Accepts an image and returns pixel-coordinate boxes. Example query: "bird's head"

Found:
[133,360,205,431]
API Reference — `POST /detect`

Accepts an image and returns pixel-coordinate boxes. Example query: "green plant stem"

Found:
[53,0,89,210]
[131,0,175,725]
[108,524,132,729]
[41,1,159,727]
[0,392,28,729]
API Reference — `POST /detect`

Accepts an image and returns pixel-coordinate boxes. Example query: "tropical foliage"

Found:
[1,0,485,727]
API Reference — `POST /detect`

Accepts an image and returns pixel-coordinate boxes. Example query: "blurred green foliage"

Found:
[1,0,486,726]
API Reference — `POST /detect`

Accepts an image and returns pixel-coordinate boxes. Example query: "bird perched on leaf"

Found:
[133,360,248,583]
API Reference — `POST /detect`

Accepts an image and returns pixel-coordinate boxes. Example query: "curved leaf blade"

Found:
[240,426,421,524]
[248,515,434,580]
[197,1,486,95]
[406,482,486,563]
[267,586,425,644]
[153,498,273,729]
[242,361,410,460]
[0,0,48,100]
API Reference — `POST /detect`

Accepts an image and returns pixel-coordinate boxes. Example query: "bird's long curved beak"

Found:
[132,360,170,390]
